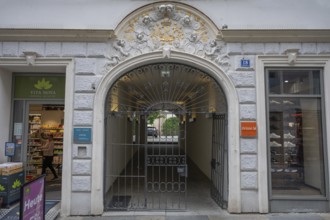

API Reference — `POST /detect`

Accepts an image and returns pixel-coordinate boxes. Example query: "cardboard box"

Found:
[0,162,23,176]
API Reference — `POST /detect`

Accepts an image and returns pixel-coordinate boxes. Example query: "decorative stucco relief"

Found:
[103,3,229,74]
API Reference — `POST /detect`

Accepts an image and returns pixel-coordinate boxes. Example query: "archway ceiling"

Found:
[108,63,226,114]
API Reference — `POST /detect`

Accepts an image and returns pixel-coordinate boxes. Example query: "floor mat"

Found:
[273,187,300,190]
[1,200,59,220]
[107,195,131,210]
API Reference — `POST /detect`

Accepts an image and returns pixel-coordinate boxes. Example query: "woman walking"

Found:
[41,134,58,181]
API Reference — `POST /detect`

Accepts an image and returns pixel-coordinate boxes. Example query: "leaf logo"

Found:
[12,179,22,189]
[34,78,53,90]
[0,184,5,191]
[25,187,30,194]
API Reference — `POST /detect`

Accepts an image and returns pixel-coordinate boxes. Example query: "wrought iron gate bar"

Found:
[108,175,145,178]
[146,182,186,192]
[145,144,178,147]
[107,110,187,211]
[110,110,221,114]
[147,155,186,166]
[110,143,143,146]
[211,113,228,208]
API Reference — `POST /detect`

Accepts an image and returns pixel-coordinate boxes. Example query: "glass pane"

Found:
[11,100,24,162]
[268,71,281,94]
[282,70,320,94]
[269,97,325,196]
[313,70,321,94]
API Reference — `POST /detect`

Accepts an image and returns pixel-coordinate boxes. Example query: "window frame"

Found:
[256,55,330,213]
[265,67,326,200]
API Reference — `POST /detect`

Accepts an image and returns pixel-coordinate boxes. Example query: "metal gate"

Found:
[105,111,187,211]
[211,114,228,208]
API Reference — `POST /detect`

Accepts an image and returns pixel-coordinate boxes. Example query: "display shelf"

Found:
[269,105,303,189]
[26,114,42,180]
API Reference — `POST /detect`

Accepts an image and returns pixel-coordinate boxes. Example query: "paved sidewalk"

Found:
[0,201,60,220]
[3,204,330,220]
[55,213,330,220]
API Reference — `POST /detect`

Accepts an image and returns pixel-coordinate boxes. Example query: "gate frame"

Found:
[91,51,241,214]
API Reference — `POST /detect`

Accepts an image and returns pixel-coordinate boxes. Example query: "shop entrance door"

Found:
[25,102,64,200]
[211,114,228,208]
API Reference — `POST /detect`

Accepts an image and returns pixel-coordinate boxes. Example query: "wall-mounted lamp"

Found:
[161,70,170,78]
[205,113,213,119]
[188,117,196,123]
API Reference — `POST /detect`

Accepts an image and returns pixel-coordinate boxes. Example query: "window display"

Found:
[267,69,325,197]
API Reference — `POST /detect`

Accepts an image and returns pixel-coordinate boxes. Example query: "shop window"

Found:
[266,69,326,197]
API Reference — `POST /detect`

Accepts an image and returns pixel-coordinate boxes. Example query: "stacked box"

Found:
[0,163,24,207]
[0,162,23,175]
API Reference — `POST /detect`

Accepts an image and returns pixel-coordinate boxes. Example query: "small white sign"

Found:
[14,123,23,136]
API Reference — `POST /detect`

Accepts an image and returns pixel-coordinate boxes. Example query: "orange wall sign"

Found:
[241,121,257,137]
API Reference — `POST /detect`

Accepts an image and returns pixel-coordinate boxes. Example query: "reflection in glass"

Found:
[11,100,24,162]
[269,98,325,196]
[268,71,281,94]
[268,70,321,95]
[267,69,325,197]
[283,70,309,94]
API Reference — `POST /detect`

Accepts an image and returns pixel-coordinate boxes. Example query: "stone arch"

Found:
[91,51,241,214]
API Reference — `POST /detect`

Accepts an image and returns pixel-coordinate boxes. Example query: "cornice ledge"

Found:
[219,29,330,43]
[0,28,114,42]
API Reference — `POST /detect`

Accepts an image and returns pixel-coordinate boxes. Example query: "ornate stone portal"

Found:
[104,3,230,73]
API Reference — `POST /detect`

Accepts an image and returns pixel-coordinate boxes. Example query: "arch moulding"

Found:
[91,50,241,214]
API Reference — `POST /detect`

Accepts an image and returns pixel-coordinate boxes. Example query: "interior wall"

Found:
[42,110,64,127]
[105,114,134,193]
[30,109,64,127]
[0,69,12,163]
[187,114,212,179]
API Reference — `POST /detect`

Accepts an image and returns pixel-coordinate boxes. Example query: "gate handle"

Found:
[211,159,220,169]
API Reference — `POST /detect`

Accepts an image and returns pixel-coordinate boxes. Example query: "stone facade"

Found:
[1,38,329,213]
[1,1,330,217]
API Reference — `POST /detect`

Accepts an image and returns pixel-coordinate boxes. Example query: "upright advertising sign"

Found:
[5,142,15,157]
[20,175,46,220]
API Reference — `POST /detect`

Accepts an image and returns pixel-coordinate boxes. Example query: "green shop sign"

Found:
[14,76,65,99]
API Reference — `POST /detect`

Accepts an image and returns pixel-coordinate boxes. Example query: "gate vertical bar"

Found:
[211,114,227,208]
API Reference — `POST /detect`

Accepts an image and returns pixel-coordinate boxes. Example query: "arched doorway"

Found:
[103,62,228,212]
[91,51,240,215]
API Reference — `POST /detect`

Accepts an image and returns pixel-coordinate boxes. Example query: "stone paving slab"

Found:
[55,214,330,220]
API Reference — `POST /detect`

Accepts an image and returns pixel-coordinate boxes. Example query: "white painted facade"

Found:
[1,0,330,29]
[0,0,330,217]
